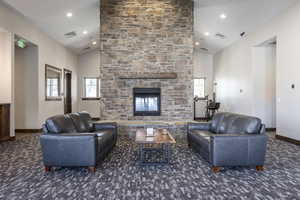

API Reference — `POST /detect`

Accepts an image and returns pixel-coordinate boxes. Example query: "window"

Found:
[47,78,59,97]
[83,78,100,100]
[45,64,62,101]
[194,78,205,98]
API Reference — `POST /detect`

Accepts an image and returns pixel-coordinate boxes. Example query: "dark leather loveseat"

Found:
[188,112,267,172]
[40,112,117,172]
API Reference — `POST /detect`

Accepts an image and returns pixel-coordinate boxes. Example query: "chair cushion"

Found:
[210,112,228,133]
[189,130,212,153]
[45,115,77,134]
[93,129,114,154]
[213,113,262,134]
[223,114,262,134]
[68,113,90,133]
[78,111,94,132]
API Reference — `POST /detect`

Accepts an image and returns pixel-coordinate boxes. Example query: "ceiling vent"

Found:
[200,47,209,51]
[83,46,91,51]
[215,33,226,39]
[64,31,77,38]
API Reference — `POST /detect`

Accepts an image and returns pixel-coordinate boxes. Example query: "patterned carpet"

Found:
[0,133,299,200]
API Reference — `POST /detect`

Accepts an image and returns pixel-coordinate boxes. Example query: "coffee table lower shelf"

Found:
[137,143,172,166]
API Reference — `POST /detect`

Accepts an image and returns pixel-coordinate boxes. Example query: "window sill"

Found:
[46,97,62,101]
[82,97,101,101]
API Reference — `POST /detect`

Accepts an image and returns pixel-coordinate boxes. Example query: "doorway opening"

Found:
[14,35,39,131]
[253,37,277,130]
[64,69,72,114]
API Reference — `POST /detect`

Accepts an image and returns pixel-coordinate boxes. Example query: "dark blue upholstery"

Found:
[188,112,267,169]
[40,112,117,170]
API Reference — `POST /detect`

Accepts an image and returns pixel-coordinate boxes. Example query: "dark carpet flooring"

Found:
[0,133,299,200]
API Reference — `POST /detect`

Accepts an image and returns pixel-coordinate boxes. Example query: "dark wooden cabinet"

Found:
[0,104,11,141]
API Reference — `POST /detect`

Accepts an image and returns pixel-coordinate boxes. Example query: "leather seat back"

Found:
[69,113,90,133]
[78,111,94,132]
[224,114,261,134]
[212,113,262,134]
[45,114,77,134]
[210,112,228,133]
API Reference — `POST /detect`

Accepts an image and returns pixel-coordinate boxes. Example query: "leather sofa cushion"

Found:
[78,111,94,132]
[215,113,262,134]
[225,114,261,134]
[69,113,90,133]
[94,129,114,153]
[93,129,114,141]
[189,130,212,152]
[210,112,228,133]
[45,115,77,134]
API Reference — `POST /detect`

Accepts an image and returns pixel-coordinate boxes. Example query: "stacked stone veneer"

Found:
[100,0,194,121]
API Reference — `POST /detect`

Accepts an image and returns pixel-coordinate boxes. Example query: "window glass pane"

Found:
[194,78,205,98]
[47,78,59,97]
[85,78,98,97]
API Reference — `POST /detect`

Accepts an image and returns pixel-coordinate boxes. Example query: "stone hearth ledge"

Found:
[94,120,198,141]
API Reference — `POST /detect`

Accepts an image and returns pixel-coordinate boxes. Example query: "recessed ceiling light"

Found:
[220,13,227,19]
[83,30,88,35]
[195,41,200,46]
[204,32,210,36]
[66,12,73,18]
[92,41,97,45]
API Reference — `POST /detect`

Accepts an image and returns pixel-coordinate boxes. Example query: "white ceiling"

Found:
[3,0,100,54]
[194,0,298,54]
[3,0,298,55]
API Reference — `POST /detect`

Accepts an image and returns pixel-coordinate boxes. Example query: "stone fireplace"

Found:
[100,0,194,121]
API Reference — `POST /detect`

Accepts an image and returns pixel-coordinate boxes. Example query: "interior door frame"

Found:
[63,68,72,114]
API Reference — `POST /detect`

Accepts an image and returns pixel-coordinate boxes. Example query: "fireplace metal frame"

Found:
[133,88,161,116]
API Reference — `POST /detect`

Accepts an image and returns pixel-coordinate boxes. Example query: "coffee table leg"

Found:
[165,144,171,164]
[138,144,144,165]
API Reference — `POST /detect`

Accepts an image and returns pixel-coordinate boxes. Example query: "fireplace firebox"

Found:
[133,88,161,116]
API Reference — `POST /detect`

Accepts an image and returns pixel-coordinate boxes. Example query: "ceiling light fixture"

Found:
[220,13,227,19]
[66,12,73,18]
[195,41,200,46]
[83,30,88,35]
[92,41,97,45]
[204,32,210,36]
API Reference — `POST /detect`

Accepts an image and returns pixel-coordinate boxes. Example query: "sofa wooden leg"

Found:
[88,166,96,173]
[44,166,52,172]
[256,166,264,171]
[212,167,221,173]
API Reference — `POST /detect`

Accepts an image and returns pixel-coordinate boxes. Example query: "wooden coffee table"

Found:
[135,128,176,165]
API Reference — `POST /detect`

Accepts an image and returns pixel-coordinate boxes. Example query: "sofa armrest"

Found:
[210,134,267,167]
[93,122,117,131]
[188,122,211,131]
[40,133,97,167]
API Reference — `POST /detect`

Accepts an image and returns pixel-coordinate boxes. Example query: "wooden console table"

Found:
[0,104,11,142]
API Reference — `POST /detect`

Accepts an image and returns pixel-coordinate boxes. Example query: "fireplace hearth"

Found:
[133,88,161,116]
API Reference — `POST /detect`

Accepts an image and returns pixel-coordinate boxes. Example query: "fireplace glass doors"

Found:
[133,88,161,116]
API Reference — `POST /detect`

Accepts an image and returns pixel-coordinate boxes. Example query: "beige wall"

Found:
[0,31,13,104]
[214,1,300,140]
[14,45,39,129]
[0,2,78,134]
[193,52,214,118]
[78,50,100,118]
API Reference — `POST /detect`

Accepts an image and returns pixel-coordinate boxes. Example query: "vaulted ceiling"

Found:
[3,0,298,54]
[194,0,298,53]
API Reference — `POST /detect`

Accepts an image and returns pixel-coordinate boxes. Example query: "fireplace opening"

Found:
[133,88,161,116]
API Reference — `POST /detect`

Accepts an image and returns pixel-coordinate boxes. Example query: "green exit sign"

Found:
[17,39,26,48]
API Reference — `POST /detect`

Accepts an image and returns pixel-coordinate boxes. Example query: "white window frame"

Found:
[194,78,206,99]
[83,77,100,100]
